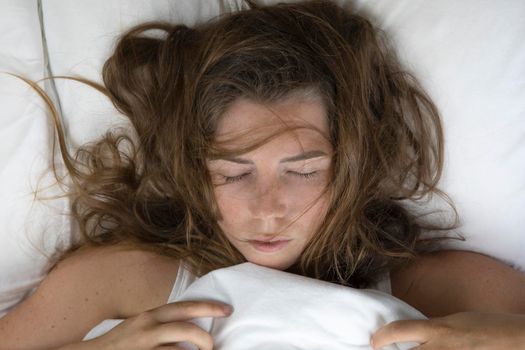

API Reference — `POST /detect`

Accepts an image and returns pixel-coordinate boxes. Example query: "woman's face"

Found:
[206,94,333,270]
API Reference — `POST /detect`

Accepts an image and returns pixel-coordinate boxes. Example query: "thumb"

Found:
[371,319,431,349]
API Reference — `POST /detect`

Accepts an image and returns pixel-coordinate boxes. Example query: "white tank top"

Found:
[83,261,391,340]
[166,260,200,302]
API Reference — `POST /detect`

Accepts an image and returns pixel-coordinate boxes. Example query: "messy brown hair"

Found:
[20,0,459,288]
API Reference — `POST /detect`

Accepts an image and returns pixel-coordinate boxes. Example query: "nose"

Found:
[248,180,287,220]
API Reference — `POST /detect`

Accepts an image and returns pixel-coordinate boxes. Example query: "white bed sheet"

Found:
[84,263,424,350]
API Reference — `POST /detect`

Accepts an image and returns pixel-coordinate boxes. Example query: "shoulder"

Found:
[0,244,180,348]
[51,244,181,317]
[390,250,525,317]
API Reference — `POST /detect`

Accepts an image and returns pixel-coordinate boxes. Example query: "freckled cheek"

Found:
[214,190,244,225]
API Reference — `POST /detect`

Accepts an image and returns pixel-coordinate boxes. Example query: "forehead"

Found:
[214,95,330,142]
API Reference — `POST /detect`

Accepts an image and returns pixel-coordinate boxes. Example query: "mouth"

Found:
[248,239,291,253]
[249,235,289,243]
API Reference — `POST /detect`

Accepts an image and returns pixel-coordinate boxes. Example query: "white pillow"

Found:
[0,0,73,317]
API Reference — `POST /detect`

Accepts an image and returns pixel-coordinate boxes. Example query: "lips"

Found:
[248,239,291,253]
[250,235,289,243]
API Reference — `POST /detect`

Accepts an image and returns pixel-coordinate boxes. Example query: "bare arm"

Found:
[390,250,525,317]
[0,245,180,350]
[371,250,525,349]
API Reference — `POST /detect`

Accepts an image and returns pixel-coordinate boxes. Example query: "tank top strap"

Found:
[167,260,199,303]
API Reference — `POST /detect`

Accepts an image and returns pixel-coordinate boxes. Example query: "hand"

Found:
[371,311,525,349]
[89,300,233,350]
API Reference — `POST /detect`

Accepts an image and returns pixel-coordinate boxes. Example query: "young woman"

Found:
[1,1,524,349]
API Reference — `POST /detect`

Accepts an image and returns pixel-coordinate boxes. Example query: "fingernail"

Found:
[223,305,233,314]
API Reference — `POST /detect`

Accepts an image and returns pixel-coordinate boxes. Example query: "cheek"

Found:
[306,191,331,224]
[214,189,242,224]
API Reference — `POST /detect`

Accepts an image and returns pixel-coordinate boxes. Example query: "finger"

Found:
[152,300,233,322]
[151,321,214,350]
[154,346,187,350]
[371,319,432,349]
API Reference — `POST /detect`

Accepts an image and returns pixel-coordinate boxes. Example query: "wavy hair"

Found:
[19,0,459,288]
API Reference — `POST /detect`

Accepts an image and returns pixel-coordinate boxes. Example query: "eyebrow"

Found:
[215,150,328,164]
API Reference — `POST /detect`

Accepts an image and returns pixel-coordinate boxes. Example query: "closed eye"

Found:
[223,173,251,184]
[223,171,318,184]
[291,171,318,180]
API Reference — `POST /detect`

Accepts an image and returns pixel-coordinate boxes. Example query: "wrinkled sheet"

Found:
[176,263,424,350]
[85,263,424,349]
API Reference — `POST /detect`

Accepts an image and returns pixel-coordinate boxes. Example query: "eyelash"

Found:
[223,171,318,184]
